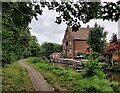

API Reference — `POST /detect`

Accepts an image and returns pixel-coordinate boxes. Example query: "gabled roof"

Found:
[104,37,120,54]
[66,26,91,40]
[104,43,120,53]
[71,28,91,40]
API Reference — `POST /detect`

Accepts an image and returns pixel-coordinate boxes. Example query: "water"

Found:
[106,71,120,82]
[53,62,120,82]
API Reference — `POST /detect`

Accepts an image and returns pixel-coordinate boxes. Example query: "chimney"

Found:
[87,25,89,28]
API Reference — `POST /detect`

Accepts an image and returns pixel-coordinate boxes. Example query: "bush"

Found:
[85,86,101,93]
[104,64,120,72]
[84,58,105,79]
[110,82,120,92]
[26,57,120,92]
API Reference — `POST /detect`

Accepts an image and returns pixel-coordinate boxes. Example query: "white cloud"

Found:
[29,5,118,45]
[101,0,118,2]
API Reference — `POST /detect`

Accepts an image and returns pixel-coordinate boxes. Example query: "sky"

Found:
[29,1,118,45]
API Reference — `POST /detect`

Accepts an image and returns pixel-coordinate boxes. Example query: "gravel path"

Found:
[19,60,54,91]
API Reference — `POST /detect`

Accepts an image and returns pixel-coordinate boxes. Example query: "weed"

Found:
[25,57,120,92]
[2,62,35,91]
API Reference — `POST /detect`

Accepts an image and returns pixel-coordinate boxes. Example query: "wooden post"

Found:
[110,52,114,66]
[111,59,114,66]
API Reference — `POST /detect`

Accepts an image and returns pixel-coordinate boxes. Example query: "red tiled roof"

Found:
[69,27,91,40]
[104,43,120,53]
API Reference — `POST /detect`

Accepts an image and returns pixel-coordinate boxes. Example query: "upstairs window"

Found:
[69,40,71,45]
[69,49,71,54]
[66,41,68,46]
[66,35,68,38]
[63,42,66,46]
[64,50,65,54]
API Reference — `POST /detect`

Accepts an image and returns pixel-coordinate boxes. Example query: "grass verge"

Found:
[2,61,35,91]
[25,57,120,92]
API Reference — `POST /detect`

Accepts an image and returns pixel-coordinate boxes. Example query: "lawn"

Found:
[2,61,35,91]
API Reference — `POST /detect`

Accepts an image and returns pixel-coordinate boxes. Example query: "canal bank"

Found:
[106,71,120,82]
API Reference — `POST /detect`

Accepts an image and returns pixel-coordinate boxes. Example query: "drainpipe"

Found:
[74,40,75,59]
[110,51,114,66]
[111,58,114,66]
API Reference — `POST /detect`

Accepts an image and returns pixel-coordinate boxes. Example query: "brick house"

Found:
[62,26,91,59]
[104,34,120,66]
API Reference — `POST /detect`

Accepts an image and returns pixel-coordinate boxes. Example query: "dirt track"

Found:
[19,60,54,91]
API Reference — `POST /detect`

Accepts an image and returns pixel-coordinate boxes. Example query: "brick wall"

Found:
[62,26,90,59]
[62,29,74,58]
[74,40,89,57]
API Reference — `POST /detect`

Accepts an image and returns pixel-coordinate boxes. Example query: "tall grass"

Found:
[25,57,120,92]
[2,61,35,91]
[0,67,2,92]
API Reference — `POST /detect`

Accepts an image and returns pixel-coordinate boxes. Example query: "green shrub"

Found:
[84,58,105,79]
[110,82,120,92]
[26,57,120,92]
[85,86,101,93]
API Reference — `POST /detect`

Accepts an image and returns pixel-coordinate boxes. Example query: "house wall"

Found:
[118,55,120,66]
[74,40,89,57]
[51,54,61,59]
[62,29,74,59]
[112,52,120,66]
[62,26,90,59]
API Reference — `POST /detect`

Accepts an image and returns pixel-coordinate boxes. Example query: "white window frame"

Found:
[64,50,65,54]
[63,42,66,46]
[66,35,68,38]
[69,40,71,45]
[69,49,71,54]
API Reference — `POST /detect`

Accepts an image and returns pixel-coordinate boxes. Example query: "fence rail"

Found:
[50,58,83,68]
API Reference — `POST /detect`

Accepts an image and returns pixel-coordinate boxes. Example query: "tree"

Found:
[2,26,32,65]
[87,23,107,52]
[2,1,120,30]
[2,1,120,64]
[84,51,106,79]
[2,2,42,65]
[41,42,61,57]
[29,36,41,57]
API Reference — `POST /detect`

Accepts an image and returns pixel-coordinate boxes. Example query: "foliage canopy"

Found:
[87,23,107,52]
[2,1,120,30]
[2,1,120,64]
[40,42,61,57]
